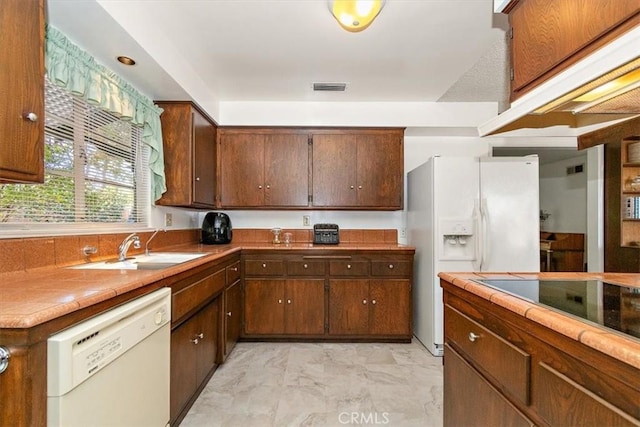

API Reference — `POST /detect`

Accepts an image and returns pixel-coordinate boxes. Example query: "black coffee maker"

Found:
[202,212,232,244]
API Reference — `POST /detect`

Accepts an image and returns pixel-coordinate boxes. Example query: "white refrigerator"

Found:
[407,156,540,356]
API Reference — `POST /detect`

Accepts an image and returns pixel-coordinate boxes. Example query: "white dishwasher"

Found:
[47,287,171,427]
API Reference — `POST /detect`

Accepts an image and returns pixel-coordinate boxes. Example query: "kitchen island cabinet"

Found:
[311,129,404,210]
[218,129,309,208]
[0,0,45,183]
[440,273,640,427]
[156,101,217,208]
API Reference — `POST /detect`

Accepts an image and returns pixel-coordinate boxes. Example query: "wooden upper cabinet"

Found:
[156,102,217,208]
[312,129,404,209]
[312,134,357,207]
[508,0,640,100]
[0,0,45,183]
[219,129,309,208]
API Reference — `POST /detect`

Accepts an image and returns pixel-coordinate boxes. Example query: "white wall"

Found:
[539,154,588,233]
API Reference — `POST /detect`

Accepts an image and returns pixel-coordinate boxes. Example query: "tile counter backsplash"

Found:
[0,228,398,274]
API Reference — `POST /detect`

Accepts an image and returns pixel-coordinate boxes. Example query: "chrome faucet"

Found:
[145,229,166,255]
[118,233,141,261]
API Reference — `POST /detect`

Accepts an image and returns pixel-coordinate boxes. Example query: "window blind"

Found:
[0,79,150,227]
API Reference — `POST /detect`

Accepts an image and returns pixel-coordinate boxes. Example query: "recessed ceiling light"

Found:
[117,56,136,66]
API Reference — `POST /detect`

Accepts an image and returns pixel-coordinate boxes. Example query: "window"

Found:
[0,79,150,232]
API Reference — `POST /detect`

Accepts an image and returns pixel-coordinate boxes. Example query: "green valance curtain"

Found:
[44,25,167,202]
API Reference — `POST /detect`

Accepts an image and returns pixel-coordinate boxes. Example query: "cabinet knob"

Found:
[227,311,232,317]
[371,299,377,305]
[0,346,10,374]
[266,184,270,189]
[468,332,480,342]
[191,338,199,345]
[350,185,355,189]
[388,264,394,269]
[278,299,283,304]
[262,263,267,268]
[195,177,200,181]
[362,299,367,304]
[24,112,38,122]
[197,333,204,339]
[358,185,362,189]
[303,263,308,269]
[347,264,352,269]
[231,267,238,272]
[287,299,292,304]
[258,185,263,189]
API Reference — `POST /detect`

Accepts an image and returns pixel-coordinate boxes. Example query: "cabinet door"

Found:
[369,280,411,336]
[356,133,402,208]
[170,318,198,421]
[224,278,243,358]
[219,133,265,207]
[244,279,285,334]
[195,299,219,386]
[444,344,533,427]
[0,0,44,183]
[510,0,640,98]
[192,108,216,206]
[284,279,325,335]
[312,134,357,207]
[536,362,639,427]
[264,133,309,207]
[328,279,369,335]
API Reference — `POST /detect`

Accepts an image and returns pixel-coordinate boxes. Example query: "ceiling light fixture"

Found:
[329,0,385,33]
[117,56,136,66]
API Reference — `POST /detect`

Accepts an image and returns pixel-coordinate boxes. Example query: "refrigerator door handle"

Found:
[479,198,489,271]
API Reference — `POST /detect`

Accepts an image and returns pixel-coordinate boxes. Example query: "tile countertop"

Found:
[0,242,413,329]
[438,271,640,370]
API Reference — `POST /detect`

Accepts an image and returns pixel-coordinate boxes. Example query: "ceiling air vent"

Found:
[313,82,346,92]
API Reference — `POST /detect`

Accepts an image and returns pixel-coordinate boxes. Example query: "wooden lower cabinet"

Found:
[169,254,239,426]
[244,278,325,335]
[442,278,640,427]
[444,344,533,427]
[328,279,411,336]
[242,251,414,341]
[170,299,219,422]
[221,277,242,362]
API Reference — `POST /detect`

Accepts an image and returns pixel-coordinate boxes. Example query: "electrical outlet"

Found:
[399,228,406,238]
[303,215,311,226]
[165,213,173,227]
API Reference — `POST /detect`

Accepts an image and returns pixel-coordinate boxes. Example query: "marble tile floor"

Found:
[180,339,443,427]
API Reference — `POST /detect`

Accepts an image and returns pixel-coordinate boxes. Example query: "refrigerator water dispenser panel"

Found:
[439,218,476,261]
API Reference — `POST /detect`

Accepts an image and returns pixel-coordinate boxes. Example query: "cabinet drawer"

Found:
[226,261,240,284]
[244,259,285,276]
[173,269,225,322]
[329,260,369,276]
[287,260,326,276]
[445,305,531,405]
[371,260,411,276]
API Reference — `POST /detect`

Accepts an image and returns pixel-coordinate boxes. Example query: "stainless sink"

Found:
[69,252,207,270]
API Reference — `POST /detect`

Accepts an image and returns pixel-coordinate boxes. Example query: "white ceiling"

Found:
[47,0,510,109]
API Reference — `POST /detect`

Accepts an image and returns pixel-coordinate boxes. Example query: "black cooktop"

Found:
[473,279,640,341]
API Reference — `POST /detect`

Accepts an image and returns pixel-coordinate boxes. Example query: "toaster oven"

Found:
[313,224,340,245]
